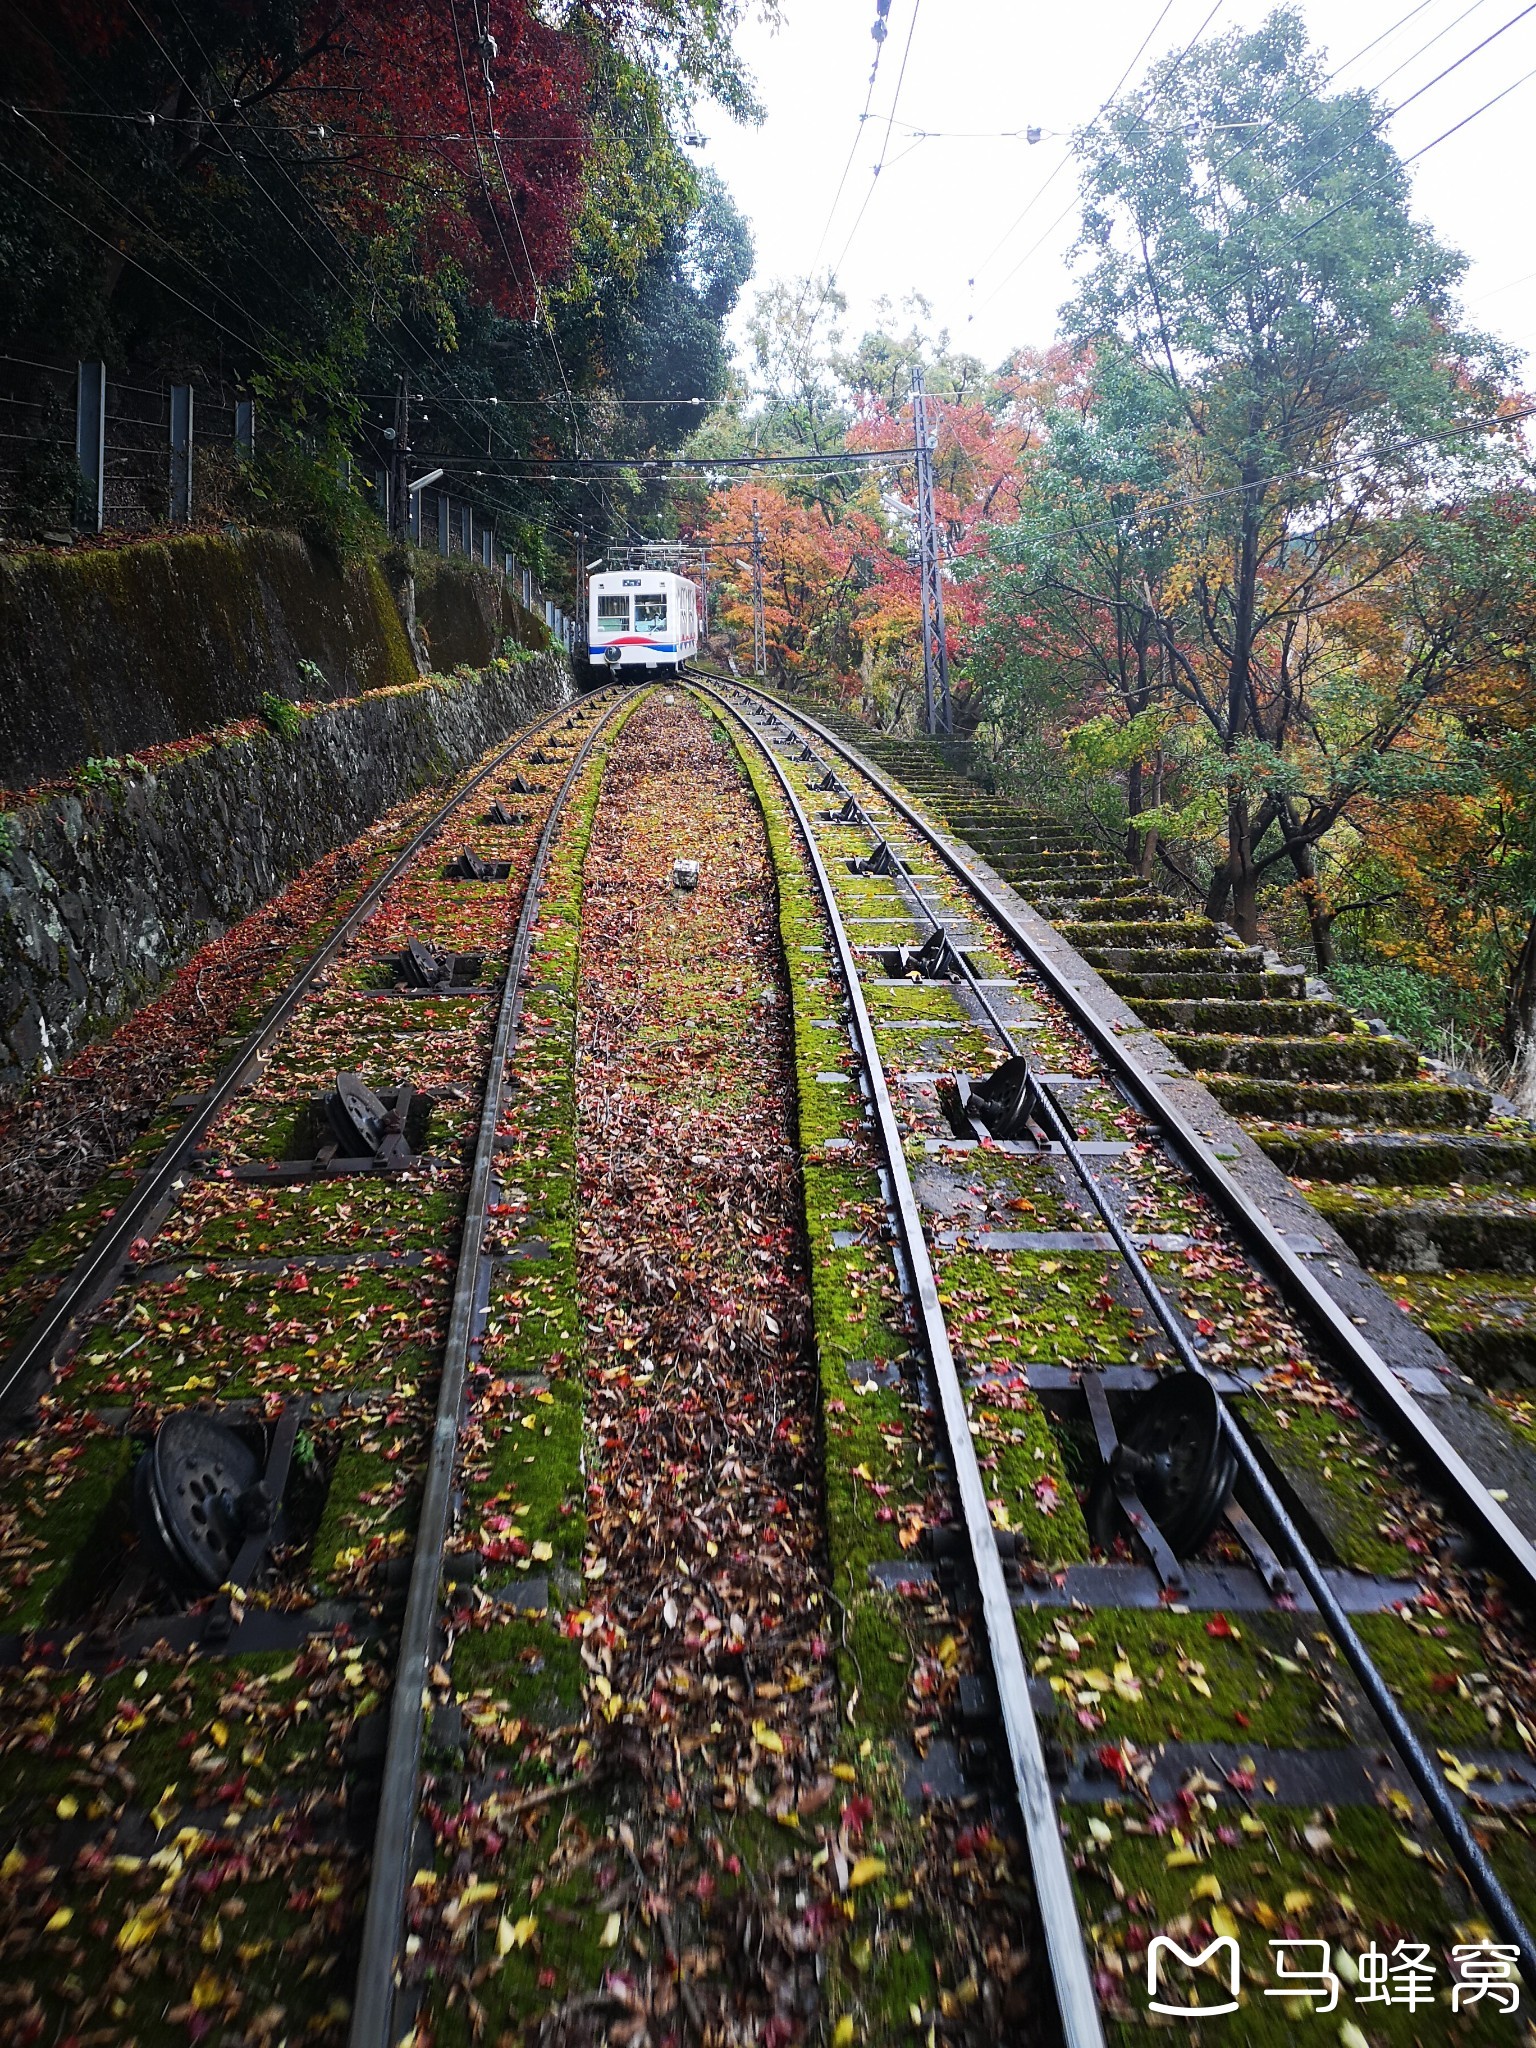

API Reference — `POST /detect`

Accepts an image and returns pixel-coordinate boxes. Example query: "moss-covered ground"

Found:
[0,693,618,2048]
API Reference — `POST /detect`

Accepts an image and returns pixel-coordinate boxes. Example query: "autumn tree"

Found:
[1058,4,1518,942]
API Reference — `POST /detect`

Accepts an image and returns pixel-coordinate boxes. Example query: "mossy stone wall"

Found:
[0,656,569,1095]
[0,529,551,786]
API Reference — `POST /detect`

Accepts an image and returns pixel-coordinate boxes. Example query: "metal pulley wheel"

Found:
[327,1071,390,1154]
[1088,1371,1238,1558]
[132,1413,265,1591]
[400,938,451,988]
[964,1056,1039,1140]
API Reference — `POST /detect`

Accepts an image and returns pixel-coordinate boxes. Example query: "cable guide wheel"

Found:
[1088,1371,1237,1558]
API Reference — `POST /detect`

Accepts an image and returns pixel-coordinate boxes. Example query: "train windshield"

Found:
[635,593,668,627]
[596,595,629,626]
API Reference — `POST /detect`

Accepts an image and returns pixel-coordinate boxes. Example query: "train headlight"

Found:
[604,644,622,665]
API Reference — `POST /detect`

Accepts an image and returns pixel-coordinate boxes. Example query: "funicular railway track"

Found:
[693,672,1536,2044]
[0,682,631,2045]
[4,666,1536,2048]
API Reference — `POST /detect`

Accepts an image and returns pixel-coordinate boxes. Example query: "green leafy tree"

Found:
[1061,4,1517,940]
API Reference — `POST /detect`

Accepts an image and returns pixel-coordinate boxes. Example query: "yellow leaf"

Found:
[1113,1661,1142,1702]
[117,1906,164,1954]
[45,1907,73,1932]
[936,1635,959,1671]
[833,2019,856,2048]
[849,1857,887,1888]
[1088,1819,1113,1845]
[1164,1848,1200,1869]
[1193,1876,1222,1901]
[1187,1674,1212,1699]
[531,1540,554,1562]
[601,1911,621,1947]
[832,1763,857,1782]
[1283,1889,1313,1914]
[511,1914,538,1949]
[1239,1815,1267,1836]
[460,1880,498,1909]
[1397,1834,1426,1859]
[191,1971,224,2012]
[1081,1668,1113,1691]
[893,1890,913,1910]
[1211,1906,1239,1942]
[754,1721,785,1755]
[1339,2025,1370,2048]
[496,1914,514,1957]
[210,1720,229,1749]
[56,1795,78,1819]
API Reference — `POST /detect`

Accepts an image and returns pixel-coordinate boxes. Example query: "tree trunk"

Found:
[1504,911,1536,1115]
[1286,833,1334,968]
[1208,787,1259,940]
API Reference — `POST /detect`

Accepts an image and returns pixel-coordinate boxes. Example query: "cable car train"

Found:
[587,569,700,676]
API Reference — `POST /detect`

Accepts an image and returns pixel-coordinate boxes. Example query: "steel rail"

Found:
[0,687,608,1415]
[690,678,1108,2048]
[737,692,1536,1975]
[349,686,630,2048]
[714,678,1536,1614]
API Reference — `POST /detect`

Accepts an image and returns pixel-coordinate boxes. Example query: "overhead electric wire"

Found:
[452,0,580,447]
[965,0,1192,292]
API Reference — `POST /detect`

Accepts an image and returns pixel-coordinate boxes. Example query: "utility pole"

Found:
[750,500,766,677]
[390,376,410,546]
[911,363,952,736]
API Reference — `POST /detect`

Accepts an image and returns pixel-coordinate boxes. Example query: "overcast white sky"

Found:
[693,0,1536,382]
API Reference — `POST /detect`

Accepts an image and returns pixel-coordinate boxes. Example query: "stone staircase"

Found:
[802,708,1536,1391]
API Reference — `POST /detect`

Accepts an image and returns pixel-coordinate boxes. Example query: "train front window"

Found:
[596,595,629,630]
[635,593,668,627]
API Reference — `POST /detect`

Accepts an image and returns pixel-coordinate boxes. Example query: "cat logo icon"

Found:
[1146,1933,1241,2016]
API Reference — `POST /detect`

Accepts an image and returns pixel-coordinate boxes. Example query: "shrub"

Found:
[79,755,147,789]
[233,445,376,564]
[260,691,304,739]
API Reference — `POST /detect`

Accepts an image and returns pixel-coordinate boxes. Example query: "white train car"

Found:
[588,569,699,675]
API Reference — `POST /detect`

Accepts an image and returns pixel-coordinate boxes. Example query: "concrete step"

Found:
[1165,1032,1420,1082]
[1385,1272,1536,1388]
[1257,1129,1536,1186]
[1135,996,1356,1037]
[1311,1185,1536,1276]
[1213,1077,1490,1128]
[1081,944,1265,975]
[1061,918,1228,952]
[1024,876,1163,901]
[1104,969,1307,1002]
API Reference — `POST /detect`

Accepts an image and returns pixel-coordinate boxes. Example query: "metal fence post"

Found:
[234,398,254,461]
[460,503,472,556]
[438,493,450,557]
[76,360,105,533]
[169,384,193,524]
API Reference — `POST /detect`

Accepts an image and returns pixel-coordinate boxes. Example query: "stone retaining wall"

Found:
[0,654,570,1094]
[0,529,550,786]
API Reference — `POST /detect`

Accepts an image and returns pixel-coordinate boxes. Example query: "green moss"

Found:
[1026,1607,1337,1747]
[939,1247,1137,1364]
[0,1431,136,1632]
[1234,1397,1413,1575]
[1074,1801,1529,2044]
[452,1616,584,1727]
